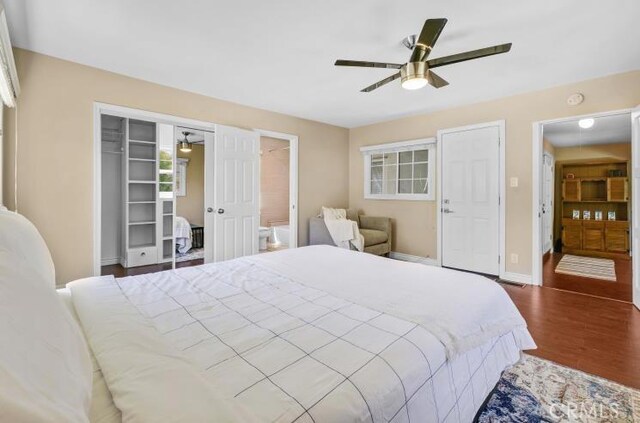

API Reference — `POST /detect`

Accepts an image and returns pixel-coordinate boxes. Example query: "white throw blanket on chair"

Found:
[322,207,364,251]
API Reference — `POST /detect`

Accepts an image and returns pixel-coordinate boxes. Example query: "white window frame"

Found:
[361,137,436,201]
[158,145,175,199]
[174,158,188,197]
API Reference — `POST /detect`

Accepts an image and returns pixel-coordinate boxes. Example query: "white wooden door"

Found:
[441,125,500,275]
[631,107,640,310]
[207,125,259,262]
[542,152,555,254]
[204,131,215,263]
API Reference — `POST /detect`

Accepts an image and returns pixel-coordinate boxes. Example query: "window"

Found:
[361,138,436,200]
[158,149,174,199]
[174,158,188,197]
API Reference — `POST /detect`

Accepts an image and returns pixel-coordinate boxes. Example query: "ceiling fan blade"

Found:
[426,70,449,88]
[427,43,512,69]
[410,18,448,62]
[335,60,403,70]
[361,72,401,92]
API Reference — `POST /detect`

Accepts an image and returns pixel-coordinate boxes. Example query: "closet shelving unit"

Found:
[158,134,175,264]
[125,119,160,267]
[101,115,178,269]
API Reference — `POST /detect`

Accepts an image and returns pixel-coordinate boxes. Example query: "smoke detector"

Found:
[567,93,584,106]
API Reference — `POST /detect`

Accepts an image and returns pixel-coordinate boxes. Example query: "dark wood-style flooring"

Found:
[543,252,632,302]
[101,259,204,278]
[503,283,640,389]
[102,258,640,389]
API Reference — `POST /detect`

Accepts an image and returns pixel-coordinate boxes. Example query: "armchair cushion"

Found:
[359,229,388,247]
[358,215,391,233]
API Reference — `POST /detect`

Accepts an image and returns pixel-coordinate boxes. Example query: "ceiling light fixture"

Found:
[179,131,193,153]
[179,141,192,153]
[400,62,428,90]
[335,18,512,93]
[578,118,594,129]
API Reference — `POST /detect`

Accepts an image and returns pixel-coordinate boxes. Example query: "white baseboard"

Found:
[389,252,439,267]
[500,272,534,285]
[101,258,120,266]
[390,252,535,285]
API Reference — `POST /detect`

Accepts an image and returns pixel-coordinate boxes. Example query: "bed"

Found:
[175,216,193,254]
[66,246,533,422]
[1,209,535,422]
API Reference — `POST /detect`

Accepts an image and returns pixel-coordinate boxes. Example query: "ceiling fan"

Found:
[335,19,512,92]
[178,131,193,153]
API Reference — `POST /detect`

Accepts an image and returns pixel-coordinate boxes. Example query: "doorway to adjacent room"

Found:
[534,110,634,302]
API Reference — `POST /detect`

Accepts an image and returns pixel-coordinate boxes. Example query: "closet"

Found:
[101,115,125,265]
[98,105,263,273]
[100,115,175,268]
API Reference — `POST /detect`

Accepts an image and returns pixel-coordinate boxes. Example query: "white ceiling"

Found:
[176,127,204,144]
[5,0,639,128]
[544,113,631,147]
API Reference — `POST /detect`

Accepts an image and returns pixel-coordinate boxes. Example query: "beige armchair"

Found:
[309,210,392,256]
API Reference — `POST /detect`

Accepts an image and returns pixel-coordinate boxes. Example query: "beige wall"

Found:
[349,70,640,277]
[260,137,290,227]
[553,141,631,162]
[176,144,204,226]
[3,48,349,286]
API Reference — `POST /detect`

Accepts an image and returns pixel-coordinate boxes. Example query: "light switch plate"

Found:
[510,253,519,264]
[510,177,519,188]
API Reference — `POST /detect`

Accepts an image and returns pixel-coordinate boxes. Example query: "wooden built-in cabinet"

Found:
[605,221,629,253]
[562,179,581,202]
[561,219,582,250]
[560,160,630,259]
[562,177,629,203]
[607,177,629,202]
[562,218,629,258]
[582,221,605,251]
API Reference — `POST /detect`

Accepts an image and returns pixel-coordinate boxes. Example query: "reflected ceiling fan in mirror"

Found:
[179,131,193,153]
[335,19,512,92]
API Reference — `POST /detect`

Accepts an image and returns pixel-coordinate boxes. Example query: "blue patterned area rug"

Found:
[475,354,640,422]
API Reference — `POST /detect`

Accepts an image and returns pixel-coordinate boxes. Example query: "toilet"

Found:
[258,227,272,251]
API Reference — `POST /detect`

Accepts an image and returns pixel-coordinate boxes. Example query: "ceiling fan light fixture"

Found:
[400,62,428,90]
[335,19,511,93]
[179,131,193,152]
[401,76,428,90]
[578,118,595,129]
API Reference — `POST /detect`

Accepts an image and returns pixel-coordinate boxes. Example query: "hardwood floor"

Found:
[542,252,632,301]
[503,283,640,389]
[101,259,204,278]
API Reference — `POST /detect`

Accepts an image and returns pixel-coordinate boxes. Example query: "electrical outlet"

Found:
[510,253,519,264]
[510,177,519,188]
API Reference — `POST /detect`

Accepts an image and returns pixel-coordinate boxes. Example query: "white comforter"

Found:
[250,247,531,358]
[69,246,535,422]
[175,216,192,254]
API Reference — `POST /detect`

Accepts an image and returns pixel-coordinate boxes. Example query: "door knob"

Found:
[207,207,213,213]
[443,208,454,214]
[217,208,225,214]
